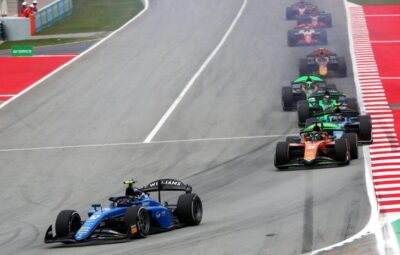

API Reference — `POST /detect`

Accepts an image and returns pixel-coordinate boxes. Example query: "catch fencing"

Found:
[34,0,73,32]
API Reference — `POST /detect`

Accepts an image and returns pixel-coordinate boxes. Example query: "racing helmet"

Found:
[22,1,27,6]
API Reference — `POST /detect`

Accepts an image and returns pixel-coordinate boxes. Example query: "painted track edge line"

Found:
[0,0,149,110]
[309,2,381,254]
[143,0,248,143]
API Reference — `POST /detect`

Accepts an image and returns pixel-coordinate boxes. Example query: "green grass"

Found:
[0,38,93,50]
[37,0,144,35]
[350,0,400,5]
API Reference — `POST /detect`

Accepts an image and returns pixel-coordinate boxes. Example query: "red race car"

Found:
[288,26,327,47]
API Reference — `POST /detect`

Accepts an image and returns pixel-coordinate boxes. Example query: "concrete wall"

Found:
[0,16,30,40]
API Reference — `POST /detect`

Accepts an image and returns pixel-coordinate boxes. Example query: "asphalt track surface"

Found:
[0,0,371,254]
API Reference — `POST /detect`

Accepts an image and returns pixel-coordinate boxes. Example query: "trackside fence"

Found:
[34,0,73,32]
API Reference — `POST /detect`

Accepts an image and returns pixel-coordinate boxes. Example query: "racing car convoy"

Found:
[41,0,370,247]
[276,0,373,169]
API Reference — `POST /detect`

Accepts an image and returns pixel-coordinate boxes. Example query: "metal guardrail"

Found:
[34,0,73,32]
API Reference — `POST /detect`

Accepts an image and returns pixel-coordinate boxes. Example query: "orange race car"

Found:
[274,124,358,169]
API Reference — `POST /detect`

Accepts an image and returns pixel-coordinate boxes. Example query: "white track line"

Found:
[0,0,149,110]
[143,0,248,143]
[0,134,292,153]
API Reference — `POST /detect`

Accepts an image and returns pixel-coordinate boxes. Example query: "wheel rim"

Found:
[192,198,203,222]
[138,209,150,234]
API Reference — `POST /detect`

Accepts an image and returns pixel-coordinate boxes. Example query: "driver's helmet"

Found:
[308,131,321,142]
[333,115,345,122]
[305,77,314,88]
[304,25,311,31]
[323,94,330,103]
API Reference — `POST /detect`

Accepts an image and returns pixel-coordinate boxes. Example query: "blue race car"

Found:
[44,179,203,244]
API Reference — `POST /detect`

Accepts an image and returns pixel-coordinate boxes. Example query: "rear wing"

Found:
[142,179,192,193]
[142,179,192,203]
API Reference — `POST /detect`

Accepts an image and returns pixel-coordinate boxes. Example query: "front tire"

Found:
[297,100,310,127]
[275,141,290,169]
[125,206,150,239]
[55,210,81,240]
[358,115,372,142]
[282,86,294,111]
[335,138,349,165]
[299,59,309,76]
[176,193,203,226]
[337,57,347,77]
[343,133,358,159]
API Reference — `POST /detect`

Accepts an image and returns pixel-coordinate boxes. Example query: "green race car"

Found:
[296,90,358,126]
[281,75,336,110]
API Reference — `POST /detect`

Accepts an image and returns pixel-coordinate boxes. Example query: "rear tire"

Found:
[335,138,349,165]
[337,57,347,77]
[319,30,328,45]
[286,7,294,20]
[275,142,290,169]
[176,193,203,226]
[323,13,333,27]
[299,59,309,76]
[346,97,359,112]
[288,30,297,47]
[297,100,310,127]
[55,210,81,240]
[343,133,358,159]
[282,86,294,111]
[358,115,372,142]
[326,84,337,91]
[125,206,150,239]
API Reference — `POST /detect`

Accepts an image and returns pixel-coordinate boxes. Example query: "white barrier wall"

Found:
[0,17,30,41]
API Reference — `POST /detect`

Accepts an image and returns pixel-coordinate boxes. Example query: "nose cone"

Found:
[304,159,315,165]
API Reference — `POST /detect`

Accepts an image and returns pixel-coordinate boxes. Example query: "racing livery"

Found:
[281,75,336,111]
[44,179,203,244]
[296,12,333,28]
[296,90,359,126]
[299,48,347,77]
[274,124,356,169]
[288,26,328,47]
[286,1,318,20]
[304,108,372,144]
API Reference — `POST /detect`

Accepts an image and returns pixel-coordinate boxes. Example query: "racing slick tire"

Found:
[282,86,294,111]
[346,97,359,112]
[286,7,295,20]
[343,133,358,159]
[337,57,347,77]
[358,115,372,143]
[323,13,333,27]
[176,193,203,226]
[288,30,297,47]
[275,141,290,169]
[297,100,310,127]
[319,29,328,45]
[55,210,82,241]
[299,59,309,76]
[326,84,337,91]
[125,206,150,239]
[335,138,350,165]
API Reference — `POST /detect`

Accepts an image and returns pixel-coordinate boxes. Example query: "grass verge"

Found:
[350,0,400,5]
[37,0,144,35]
[0,38,93,50]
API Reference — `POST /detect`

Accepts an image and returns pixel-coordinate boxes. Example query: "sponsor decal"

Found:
[148,179,183,188]
[130,225,137,234]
